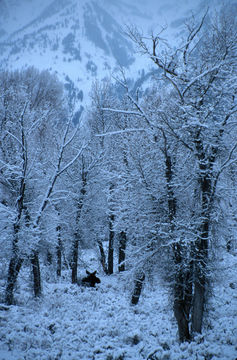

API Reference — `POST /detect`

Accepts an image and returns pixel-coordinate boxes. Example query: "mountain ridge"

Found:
[0,0,224,112]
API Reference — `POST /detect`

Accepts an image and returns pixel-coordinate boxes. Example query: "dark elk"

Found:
[80,270,101,287]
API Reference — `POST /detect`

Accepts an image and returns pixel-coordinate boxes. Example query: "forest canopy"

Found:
[0,5,236,358]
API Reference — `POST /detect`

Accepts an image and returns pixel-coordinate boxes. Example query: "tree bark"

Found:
[173,259,192,342]
[173,242,192,342]
[192,213,209,334]
[5,102,27,304]
[71,237,79,284]
[97,239,108,274]
[47,250,53,265]
[118,231,126,272]
[164,144,192,341]
[192,278,205,333]
[71,162,87,283]
[192,123,211,326]
[131,272,145,305]
[56,225,62,277]
[5,256,23,305]
[5,223,24,305]
[191,145,210,334]
[108,213,115,275]
[31,251,41,298]
[174,299,191,342]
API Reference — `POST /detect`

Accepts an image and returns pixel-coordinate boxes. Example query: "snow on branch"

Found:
[210,142,237,207]
[183,8,208,66]
[57,142,87,177]
[95,128,146,137]
[101,108,143,117]
[105,73,158,131]
[5,131,26,151]
[182,64,222,97]
[33,120,86,227]
[63,122,80,149]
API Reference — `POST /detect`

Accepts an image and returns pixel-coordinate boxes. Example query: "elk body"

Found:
[78,270,101,288]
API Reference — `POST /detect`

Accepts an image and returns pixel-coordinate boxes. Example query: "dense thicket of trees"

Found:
[92,6,237,341]
[0,67,87,304]
[0,6,236,344]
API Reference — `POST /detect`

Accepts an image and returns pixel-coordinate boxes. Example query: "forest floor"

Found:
[0,249,236,360]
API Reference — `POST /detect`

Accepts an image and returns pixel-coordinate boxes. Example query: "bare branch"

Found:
[183,8,209,66]
[210,142,237,207]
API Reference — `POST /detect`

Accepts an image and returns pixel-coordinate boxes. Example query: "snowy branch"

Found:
[182,64,222,97]
[33,121,86,227]
[95,128,146,137]
[57,143,87,177]
[101,108,143,117]
[6,131,26,151]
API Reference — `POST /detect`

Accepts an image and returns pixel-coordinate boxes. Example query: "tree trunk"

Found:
[164,147,192,341]
[108,213,114,275]
[118,231,126,272]
[5,256,23,305]
[97,240,108,274]
[192,278,205,333]
[5,105,27,305]
[173,263,192,342]
[56,225,62,277]
[71,167,87,283]
[5,227,23,305]
[192,217,209,334]
[173,244,192,342]
[174,299,191,342]
[47,250,53,265]
[31,251,41,298]
[131,272,145,305]
[71,237,79,284]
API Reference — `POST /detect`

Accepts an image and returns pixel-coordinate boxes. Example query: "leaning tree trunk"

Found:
[31,251,42,298]
[5,223,24,305]
[131,271,145,305]
[97,239,108,274]
[118,231,126,272]
[5,255,23,305]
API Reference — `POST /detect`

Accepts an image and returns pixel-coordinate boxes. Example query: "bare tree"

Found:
[0,67,86,304]
[128,7,237,339]
[101,5,237,341]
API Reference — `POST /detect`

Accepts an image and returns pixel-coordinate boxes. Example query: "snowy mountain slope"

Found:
[0,0,227,110]
[0,0,138,113]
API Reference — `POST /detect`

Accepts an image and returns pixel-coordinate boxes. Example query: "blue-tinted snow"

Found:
[0,249,236,359]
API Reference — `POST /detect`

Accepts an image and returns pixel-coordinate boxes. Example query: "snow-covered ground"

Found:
[0,250,236,360]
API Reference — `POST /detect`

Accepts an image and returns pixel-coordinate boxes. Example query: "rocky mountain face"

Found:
[0,0,221,114]
[0,0,144,114]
